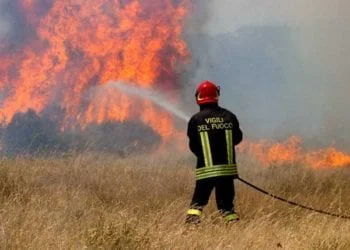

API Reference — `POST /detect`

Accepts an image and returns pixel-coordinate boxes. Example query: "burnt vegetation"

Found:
[0,109,161,157]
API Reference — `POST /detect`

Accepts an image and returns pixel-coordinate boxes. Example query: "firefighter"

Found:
[186,80,243,224]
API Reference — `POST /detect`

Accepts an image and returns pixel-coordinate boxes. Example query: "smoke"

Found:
[0,17,9,40]
[0,0,37,48]
[292,20,350,149]
[0,0,10,40]
[187,0,350,150]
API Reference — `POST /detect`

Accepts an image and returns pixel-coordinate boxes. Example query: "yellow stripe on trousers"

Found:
[200,131,213,167]
[225,129,233,165]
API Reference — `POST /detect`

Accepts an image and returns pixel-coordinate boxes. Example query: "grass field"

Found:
[0,153,350,249]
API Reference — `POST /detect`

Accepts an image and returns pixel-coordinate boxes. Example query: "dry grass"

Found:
[0,153,350,249]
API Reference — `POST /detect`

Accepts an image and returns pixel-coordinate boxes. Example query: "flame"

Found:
[305,148,350,169]
[0,0,190,138]
[1,1,349,166]
[238,136,350,169]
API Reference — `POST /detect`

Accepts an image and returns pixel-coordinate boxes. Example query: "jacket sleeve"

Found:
[187,117,200,156]
[232,114,243,145]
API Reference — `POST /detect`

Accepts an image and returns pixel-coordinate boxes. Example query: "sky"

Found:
[205,0,350,34]
[187,0,350,148]
[0,0,10,39]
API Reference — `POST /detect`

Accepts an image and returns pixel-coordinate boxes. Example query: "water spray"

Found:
[107,81,191,122]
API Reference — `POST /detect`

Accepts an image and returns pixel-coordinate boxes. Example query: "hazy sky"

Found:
[206,0,350,34]
[189,0,350,147]
[0,0,10,39]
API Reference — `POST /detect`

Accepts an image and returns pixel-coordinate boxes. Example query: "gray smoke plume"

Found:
[0,18,9,40]
[0,0,10,40]
[186,0,350,150]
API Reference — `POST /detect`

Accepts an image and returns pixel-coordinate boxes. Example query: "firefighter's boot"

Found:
[186,208,202,224]
[223,212,239,223]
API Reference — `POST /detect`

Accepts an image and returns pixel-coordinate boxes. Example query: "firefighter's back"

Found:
[189,105,242,179]
[186,81,243,224]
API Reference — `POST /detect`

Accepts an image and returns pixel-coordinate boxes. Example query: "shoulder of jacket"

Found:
[189,112,200,123]
[220,107,238,120]
[189,110,209,125]
[219,107,234,115]
[191,110,205,118]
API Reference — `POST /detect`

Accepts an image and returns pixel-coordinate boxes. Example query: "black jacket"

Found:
[187,104,243,180]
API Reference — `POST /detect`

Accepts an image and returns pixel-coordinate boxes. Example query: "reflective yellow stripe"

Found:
[200,131,213,167]
[196,164,237,174]
[200,132,209,166]
[197,171,238,180]
[197,169,237,176]
[187,209,202,216]
[225,130,233,165]
[196,164,238,180]
[197,172,237,180]
[224,213,239,222]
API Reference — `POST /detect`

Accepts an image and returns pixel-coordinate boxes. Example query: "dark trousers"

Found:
[190,176,235,214]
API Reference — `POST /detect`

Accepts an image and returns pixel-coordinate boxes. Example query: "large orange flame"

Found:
[0,0,190,138]
[238,136,350,169]
[1,1,349,167]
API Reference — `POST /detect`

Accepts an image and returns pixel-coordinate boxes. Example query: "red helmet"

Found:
[195,80,220,105]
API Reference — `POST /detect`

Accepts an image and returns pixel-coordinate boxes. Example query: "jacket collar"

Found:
[200,103,219,111]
